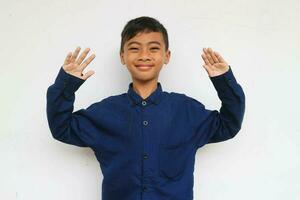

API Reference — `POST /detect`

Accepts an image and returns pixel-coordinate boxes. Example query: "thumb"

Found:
[202,64,210,75]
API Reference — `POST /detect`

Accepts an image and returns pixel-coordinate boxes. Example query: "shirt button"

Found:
[142,101,147,106]
[143,154,148,159]
[143,120,148,126]
[143,186,148,192]
[63,81,67,88]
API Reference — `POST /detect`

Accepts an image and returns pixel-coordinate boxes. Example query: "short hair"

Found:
[120,16,169,54]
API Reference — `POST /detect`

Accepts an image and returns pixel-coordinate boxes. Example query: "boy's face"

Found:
[120,31,171,83]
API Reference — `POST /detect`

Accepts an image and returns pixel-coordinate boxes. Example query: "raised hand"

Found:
[63,46,96,80]
[201,47,230,77]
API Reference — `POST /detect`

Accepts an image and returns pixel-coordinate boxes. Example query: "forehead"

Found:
[126,31,164,46]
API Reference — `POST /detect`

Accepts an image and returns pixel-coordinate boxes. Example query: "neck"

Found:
[132,79,158,100]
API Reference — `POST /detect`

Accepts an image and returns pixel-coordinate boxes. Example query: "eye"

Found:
[129,48,138,50]
[151,47,160,50]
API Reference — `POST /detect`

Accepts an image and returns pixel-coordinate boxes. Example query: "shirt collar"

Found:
[127,81,163,106]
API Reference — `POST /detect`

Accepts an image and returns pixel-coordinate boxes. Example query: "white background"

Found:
[1,0,299,199]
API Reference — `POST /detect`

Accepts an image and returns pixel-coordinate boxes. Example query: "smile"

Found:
[135,65,154,70]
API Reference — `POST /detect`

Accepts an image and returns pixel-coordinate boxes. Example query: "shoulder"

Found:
[104,92,127,103]
[164,91,193,108]
[82,93,126,117]
[83,92,124,108]
[168,91,194,102]
[168,91,206,110]
[96,93,129,110]
[168,91,186,101]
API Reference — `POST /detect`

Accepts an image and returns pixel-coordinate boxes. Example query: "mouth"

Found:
[135,65,154,70]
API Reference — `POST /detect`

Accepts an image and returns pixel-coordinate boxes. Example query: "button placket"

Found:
[227,78,232,84]
[141,100,150,191]
[63,80,67,89]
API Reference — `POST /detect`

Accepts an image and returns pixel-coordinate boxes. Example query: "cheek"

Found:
[155,55,164,64]
[126,54,137,63]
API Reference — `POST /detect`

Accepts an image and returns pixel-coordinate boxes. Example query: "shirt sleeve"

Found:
[186,65,246,149]
[46,66,97,147]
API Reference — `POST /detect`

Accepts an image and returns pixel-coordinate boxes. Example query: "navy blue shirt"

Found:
[46,65,245,200]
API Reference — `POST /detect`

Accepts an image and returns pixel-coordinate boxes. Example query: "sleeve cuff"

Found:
[54,66,86,93]
[209,65,237,91]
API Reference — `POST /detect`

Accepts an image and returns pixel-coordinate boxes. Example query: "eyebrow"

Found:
[127,41,161,46]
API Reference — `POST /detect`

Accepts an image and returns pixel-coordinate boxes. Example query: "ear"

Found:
[120,52,125,65]
[164,50,171,64]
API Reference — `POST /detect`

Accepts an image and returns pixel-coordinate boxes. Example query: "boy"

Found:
[46,16,245,200]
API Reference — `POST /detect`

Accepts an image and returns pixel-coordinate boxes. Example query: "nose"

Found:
[138,49,152,61]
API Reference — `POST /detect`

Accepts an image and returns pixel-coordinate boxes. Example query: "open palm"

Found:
[201,47,229,77]
[63,46,96,80]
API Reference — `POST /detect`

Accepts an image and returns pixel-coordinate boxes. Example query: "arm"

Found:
[188,48,245,148]
[46,47,96,147]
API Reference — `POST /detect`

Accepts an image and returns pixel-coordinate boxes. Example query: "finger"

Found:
[201,53,211,66]
[70,46,81,63]
[203,48,214,65]
[82,70,95,80]
[80,54,96,70]
[64,52,72,65]
[76,47,90,65]
[208,48,219,63]
[214,51,226,63]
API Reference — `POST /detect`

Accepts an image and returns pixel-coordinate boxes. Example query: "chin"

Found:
[132,75,158,83]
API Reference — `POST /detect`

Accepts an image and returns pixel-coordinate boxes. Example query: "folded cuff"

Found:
[54,66,85,94]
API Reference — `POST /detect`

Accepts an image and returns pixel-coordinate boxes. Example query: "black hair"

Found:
[120,16,169,54]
